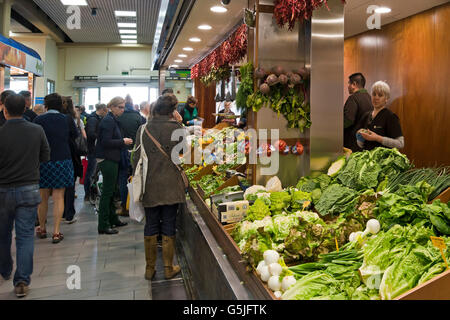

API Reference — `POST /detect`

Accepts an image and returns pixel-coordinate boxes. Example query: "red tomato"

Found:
[295,141,304,155]
[274,139,287,152]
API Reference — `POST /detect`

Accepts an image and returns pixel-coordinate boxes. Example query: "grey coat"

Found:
[132,115,187,208]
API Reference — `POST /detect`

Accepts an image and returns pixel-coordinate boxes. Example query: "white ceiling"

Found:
[165,0,449,69]
[31,0,161,44]
[165,0,247,69]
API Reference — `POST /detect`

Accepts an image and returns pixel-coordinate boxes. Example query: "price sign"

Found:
[430,236,449,269]
[335,236,339,252]
[430,236,446,249]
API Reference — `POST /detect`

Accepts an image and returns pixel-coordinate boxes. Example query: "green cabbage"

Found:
[314,184,359,216]
[245,198,271,222]
[269,191,292,215]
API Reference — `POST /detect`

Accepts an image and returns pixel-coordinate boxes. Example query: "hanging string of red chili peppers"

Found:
[274,0,346,30]
[191,24,248,81]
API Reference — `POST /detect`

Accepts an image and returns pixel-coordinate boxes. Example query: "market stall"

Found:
[159,0,450,300]
[0,34,43,96]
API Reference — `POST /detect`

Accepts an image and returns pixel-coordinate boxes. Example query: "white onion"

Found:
[268,263,282,276]
[256,260,266,275]
[268,275,282,291]
[260,266,271,282]
[274,291,282,299]
[366,219,380,234]
[263,250,279,265]
[281,276,296,291]
[349,232,356,242]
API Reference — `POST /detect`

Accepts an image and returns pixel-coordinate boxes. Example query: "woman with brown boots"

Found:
[132,94,187,280]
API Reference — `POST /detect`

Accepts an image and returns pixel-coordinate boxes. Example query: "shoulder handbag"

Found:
[144,127,189,190]
[131,127,148,202]
[75,126,88,156]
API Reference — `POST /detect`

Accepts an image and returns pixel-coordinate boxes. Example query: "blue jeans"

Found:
[83,155,97,197]
[144,205,179,237]
[0,184,41,286]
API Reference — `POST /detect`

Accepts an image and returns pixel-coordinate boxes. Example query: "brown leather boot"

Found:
[144,235,158,280]
[162,235,181,279]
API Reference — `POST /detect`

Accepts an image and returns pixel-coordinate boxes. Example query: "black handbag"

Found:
[75,127,88,156]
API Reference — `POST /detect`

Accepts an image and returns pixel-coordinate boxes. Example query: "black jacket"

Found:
[86,112,102,155]
[95,112,125,163]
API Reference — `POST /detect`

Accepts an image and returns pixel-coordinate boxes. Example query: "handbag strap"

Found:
[144,127,183,174]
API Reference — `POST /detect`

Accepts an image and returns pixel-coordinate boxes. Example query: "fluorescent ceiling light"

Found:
[178,54,187,58]
[198,24,212,30]
[375,7,392,14]
[311,18,344,24]
[174,59,183,63]
[122,40,137,44]
[121,35,137,39]
[60,0,88,5]
[210,6,227,13]
[118,23,137,28]
[183,47,193,51]
[115,11,137,17]
[170,65,179,68]
[189,37,201,42]
[119,29,137,34]
[312,33,344,39]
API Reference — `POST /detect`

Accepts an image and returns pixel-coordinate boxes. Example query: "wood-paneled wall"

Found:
[344,3,450,167]
[194,78,216,128]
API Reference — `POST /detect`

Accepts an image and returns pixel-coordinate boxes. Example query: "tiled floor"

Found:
[0,184,190,300]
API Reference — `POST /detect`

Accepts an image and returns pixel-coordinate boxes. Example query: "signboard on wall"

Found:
[0,36,44,76]
[35,97,44,105]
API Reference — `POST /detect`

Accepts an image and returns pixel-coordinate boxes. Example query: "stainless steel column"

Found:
[309,0,345,172]
[255,7,310,188]
[159,67,167,95]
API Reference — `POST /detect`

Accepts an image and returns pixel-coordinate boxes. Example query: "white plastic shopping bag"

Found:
[127,182,145,223]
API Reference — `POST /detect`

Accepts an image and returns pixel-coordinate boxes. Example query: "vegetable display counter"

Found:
[180,148,450,300]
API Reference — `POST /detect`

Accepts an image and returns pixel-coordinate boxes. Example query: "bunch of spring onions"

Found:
[385,166,450,200]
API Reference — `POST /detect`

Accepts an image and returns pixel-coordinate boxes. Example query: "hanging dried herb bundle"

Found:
[191,24,248,80]
[273,0,346,30]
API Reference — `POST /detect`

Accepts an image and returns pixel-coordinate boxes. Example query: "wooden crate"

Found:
[188,186,276,300]
[396,269,450,300]
[192,164,214,181]
[433,187,450,203]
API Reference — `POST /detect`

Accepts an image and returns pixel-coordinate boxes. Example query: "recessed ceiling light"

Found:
[375,7,391,14]
[122,40,137,44]
[189,37,201,42]
[178,54,187,58]
[183,47,193,51]
[210,6,227,13]
[115,11,137,17]
[121,35,137,39]
[119,29,137,34]
[198,24,212,30]
[60,0,88,5]
[118,23,137,28]
[174,59,183,63]
[171,65,179,68]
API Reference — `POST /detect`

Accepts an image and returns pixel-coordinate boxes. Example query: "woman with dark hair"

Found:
[179,95,199,126]
[60,97,85,224]
[132,94,187,281]
[33,93,78,243]
[95,97,132,235]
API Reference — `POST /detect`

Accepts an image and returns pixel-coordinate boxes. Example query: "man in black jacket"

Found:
[0,93,50,297]
[19,91,37,122]
[0,90,15,127]
[84,103,108,201]
[343,73,373,152]
[116,95,145,216]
